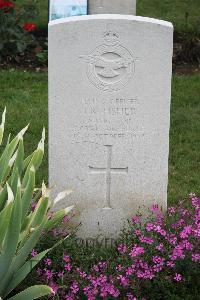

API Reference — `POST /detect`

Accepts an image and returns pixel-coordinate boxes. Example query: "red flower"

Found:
[0,0,14,9]
[23,23,37,31]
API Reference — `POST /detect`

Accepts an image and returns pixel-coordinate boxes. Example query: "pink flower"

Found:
[150,204,159,213]
[139,235,154,244]
[126,266,134,276]
[181,240,193,250]
[76,268,87,278]
[168,206,176,215]
[63,254,70,262]
[118,243,127,254]
[192,253,200,262]
[116,264,123,271]
[63,215,70,223]
[134,229,142,236]
[132,215,141,224]
[129,245,145,257]
[174,273,182,282]
[64,263,72,271]
[127,293,137,300]
[156,243,164,251]
[146,222,154,232]
[70,281,79,294]
[117,275,129,287]
[45,269,54,280]
[49,281,58,294]
[167,261,175,268]
[44,258,52,266]
[152,256,165,265]
[31,249,37,257]
[57,271,64,277]
[171,245,185,260]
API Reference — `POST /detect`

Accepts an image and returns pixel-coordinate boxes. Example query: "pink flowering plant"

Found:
[30,194,200,299]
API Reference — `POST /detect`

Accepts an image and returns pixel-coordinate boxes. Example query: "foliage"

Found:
[0,108,74,299]
[36,41,48,65]
[176,27,200,64]
[33,195,200,299]
[0,0,37,60]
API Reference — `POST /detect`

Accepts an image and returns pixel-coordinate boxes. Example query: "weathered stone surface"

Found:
[49,15,173,238]
[88,0,136,15]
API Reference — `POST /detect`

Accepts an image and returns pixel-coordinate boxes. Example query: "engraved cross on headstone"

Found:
[89,145,128,209]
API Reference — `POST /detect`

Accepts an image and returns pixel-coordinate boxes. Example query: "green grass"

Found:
[0,69,48,184]
[0,70,199,204]
[16,0,200,32]
[169,74,200,203]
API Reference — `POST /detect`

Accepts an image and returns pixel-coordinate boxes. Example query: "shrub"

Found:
[36,195,200,299]
[0,0,37,60]
[0,108,74,299]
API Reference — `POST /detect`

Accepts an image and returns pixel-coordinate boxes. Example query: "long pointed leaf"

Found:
[0,202,12,249]
[0,125,28,182]
[0,184,21,288]
[21,166,35,220]
[7,285,52,300]
[4,249,50,297]
[45,206,74,232]
[22,129,45,188]
[0,107,6,146]
[13,139,24,176]
[0,218,47,293]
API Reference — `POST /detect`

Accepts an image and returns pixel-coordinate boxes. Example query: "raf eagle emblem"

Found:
[80,55,133,78]
[79,31,135,92]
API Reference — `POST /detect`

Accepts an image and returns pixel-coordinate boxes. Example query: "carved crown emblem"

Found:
[103,31,120,46]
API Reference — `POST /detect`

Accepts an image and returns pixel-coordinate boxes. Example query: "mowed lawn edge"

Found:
[0,69,199,204]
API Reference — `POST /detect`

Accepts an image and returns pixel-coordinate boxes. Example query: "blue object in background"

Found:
[49,0,87,21]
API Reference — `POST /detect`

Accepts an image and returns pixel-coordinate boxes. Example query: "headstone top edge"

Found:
[48,15,173,29]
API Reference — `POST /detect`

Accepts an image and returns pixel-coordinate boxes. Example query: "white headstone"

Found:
[49,15,173,239]
[88,0,136,15]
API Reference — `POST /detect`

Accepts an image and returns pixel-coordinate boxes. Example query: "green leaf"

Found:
[0,202,12,249]
[22,129,45,188]
[4,249,50,297]
[0,184,8,212]
[10,166,19,196]
[23,152,34,170]
[13,139,24,176]
[45,206,74,232]
[30,197,49,228]
[0,125,28,182]
[0,182,22,287]
[21,165,35,220]
[0,218,47,294]
[11,218,47,271]
[7,285,52,300]
[0,107,6,146]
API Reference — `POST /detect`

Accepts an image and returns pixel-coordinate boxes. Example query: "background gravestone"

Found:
[88,0,136,15]
[49,15,173,238]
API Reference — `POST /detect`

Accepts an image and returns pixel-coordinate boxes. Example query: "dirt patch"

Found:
[173,63,200,75]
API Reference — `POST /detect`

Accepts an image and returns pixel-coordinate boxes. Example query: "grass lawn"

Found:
[0,70,199,204]
[0,70,48,184]
[16,0,200,32]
